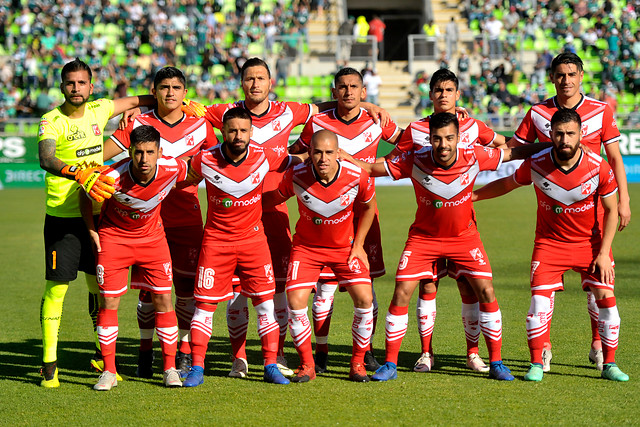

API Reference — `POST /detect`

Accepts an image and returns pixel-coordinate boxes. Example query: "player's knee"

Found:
[151,293,173,312]
[287,290,310,310]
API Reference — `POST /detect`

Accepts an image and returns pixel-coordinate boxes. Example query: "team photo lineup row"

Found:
[36,53,629,391]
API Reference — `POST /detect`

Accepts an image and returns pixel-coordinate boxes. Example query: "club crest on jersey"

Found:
[364,131,373,143]
[272,120,281,131]
[92,123,102,136]
[39,119,49,136]
[581,182,592,195]
[340,194,350,206]
[581,123,588,136]
[461,133,469,143]
[186,134,195,146]
[348,258,362,273]
[251,171,261,184]
[264,264,275,283]
[158,190,167,202]
[460,173,470,186]
[163,262,172,280]
[469,248,486,265]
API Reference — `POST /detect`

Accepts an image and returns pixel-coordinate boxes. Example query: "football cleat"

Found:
[541,347,552,373]
[489,361,514,381]
[589,348,604,371]
[466,353,490,372]
[136,349,154,379]
[94,371,118,391]
[364,350,381,371]
[371,362,398,381]
[90,350,123,381]
[413,352,434,372]
[292,364,316,383]
[40,361,59,388]
[228,357,248,379]
[314,351,328,374]
[277,355,294,377]
[349,362,370,382]
[524,363,544,382]
[601,364,629,382]
[176,351,192,379]
[263,364,290,384]
[163,368,183,387]
[183,366,204,387]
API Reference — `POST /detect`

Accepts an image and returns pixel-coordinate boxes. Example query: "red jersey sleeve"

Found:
[190,150,204,176]
[202,121,219,150]
[513,158,533,185]
[357,170,375,204]
[475,119,497,146]
[277,166,295,198]
[176,158,189,182]
[109,120,134,151]
[474,145,503,171]
[599,160,618,198]
[286,101,313,127]
[394,122,415,152]
[203,103,231,130]
[380,118,400,142]
[384,150,413,180]
[297,119,315,150]
[265,148,292,173]
[514,108,537,145]
[601,105,621,145]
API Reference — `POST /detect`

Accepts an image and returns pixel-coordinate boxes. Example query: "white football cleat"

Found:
[542,347,552,373]
[589,348,604,371]
[94,371,118,391]
[466,353,490,372]
[228,357,248,378]
[277,355,294,377]
[413,352,435,372]
[163,368,183,387]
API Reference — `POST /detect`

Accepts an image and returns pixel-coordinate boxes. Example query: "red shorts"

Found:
[195,237,275,304]
[396,233,492,282]
[530,241,615,294]
[263,211,292,292]
[318,214,385,282]
[96,232,173,298]
[165,225,203,280]
[286,244,371,292]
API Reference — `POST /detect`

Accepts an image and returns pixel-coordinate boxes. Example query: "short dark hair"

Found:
[429,112,459,133]
[223,106,252,125]
[130,125,161,149]
[240,57,271,80]
[429,68,459,91]
[61,58,92,82]
[334,67,363,85]
[550,108,581,129]
[153,66,186,88]
[550,52,583,74]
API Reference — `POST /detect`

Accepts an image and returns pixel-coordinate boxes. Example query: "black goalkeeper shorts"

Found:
[44,214,98,282]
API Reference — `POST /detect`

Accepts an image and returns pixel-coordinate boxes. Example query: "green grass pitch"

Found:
[0,185,639,425]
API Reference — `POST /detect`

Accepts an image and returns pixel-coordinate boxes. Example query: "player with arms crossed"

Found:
[80,125,189,390]
[475,109,628,382]
[105,66,218,378]
[346,112,549,381]
[183,107,304,387]
[264,130,377,382]
[289,67,401,373]
[389,69,506,373]
[37,58,154,387]
[509,53,630,372]
[183,58,388,378]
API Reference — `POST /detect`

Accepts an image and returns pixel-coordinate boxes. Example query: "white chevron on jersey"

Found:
[581,110,606,138]
[201,158,270,199]
[131,118,209,158]
[412,161,480,200]
[410,125,431,147]
[293,180,359,219]
[251,107,297,146]
[530,108,553,140]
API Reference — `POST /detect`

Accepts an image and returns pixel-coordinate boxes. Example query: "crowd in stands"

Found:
[0,0,314,123]
[429,0,640,127]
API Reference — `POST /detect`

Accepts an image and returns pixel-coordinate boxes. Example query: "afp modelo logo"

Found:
[222,198,233,208]
[313,217,322,225]
[553,205,563,214]
[433,199,444,209]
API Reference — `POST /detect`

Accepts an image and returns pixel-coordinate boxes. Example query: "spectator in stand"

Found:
[368,15,386,59]
[483,15,503,58]
[363,67,383,105]
[444,17,459,59]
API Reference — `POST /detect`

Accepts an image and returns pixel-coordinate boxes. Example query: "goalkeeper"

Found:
[37,58,154,387]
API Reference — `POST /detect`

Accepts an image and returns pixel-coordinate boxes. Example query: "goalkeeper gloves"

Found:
[182,99,207,117]
[61,165,116,203]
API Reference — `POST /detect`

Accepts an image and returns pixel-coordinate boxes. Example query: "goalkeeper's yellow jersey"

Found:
[38,98,115,217]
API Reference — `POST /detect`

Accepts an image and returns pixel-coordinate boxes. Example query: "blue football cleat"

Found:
[183,366,204,387]
[489,361,514,381]
[371,362,398,381]
[264,364,290,384]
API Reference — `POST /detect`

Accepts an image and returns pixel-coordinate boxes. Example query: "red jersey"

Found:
[110,110,218,228]
[191,143,292,242]
[278,160,374,249]
[395,115,497,153]
[99,156,188,241]
[514,95,621,152]
[297,108,398,164]
[385,145,503,238]
[514,148,618,245]
[204,100,312,211]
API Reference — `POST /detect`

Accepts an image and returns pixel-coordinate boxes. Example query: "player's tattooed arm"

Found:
[472,175,523,202]
[79,191,101,253]
[591,192,618,284]
[349,194,377,270]
[38,138,69,176]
